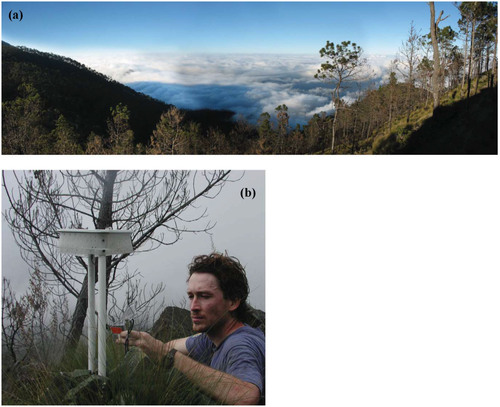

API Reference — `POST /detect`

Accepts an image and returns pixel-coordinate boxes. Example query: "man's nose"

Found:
[190,297,200,311]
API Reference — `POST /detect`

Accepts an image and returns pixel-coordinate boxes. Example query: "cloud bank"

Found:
[69,51,394,125]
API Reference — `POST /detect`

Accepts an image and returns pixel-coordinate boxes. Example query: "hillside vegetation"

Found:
[370,76,497,154]
[2,42,171,147]
[2,305,265,404]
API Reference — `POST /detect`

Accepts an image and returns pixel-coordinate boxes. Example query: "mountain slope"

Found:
[399,87,497,154]
[370,82,498,155]
[2,42,235,150]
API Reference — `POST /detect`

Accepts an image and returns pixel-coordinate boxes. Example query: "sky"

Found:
[2,170,265,316]
[2,2,463,124]
[2,2,462,55]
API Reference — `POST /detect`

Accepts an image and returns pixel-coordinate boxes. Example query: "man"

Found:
[117,253,265,405]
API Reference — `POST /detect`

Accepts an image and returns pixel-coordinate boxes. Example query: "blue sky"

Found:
[3,2,462,55]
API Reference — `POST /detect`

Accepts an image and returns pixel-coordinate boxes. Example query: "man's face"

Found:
[187,272,236,333]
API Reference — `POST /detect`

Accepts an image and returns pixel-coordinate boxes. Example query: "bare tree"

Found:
[429,2,449,112]
[2,269,57,368]
[396,21,422,122]
[2,278,27,367]
[3,170,233,355]
[108,277,166,332]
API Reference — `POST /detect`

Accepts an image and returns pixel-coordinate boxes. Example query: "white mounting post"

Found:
[97,255,107,377]
[58,229,133,377]
[87,255,96,372]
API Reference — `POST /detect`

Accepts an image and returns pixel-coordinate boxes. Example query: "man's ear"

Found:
[228,298,241,312]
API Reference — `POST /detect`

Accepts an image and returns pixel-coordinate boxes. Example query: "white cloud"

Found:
[67,50,391,124]
[307,102,334,117]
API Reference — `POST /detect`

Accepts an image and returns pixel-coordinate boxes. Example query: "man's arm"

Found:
[118,331,261,404]
[173,351,261,405]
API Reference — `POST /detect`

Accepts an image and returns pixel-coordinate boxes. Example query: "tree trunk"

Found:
[388,89,394,133]
[63,171,118,359]
[485,44,491,86]
[405,82,413,123]
[461,23,469,98]
[331,110,337,154]
[430,2,441,112]
[330,87,341,154]
[467,18,477,100]
[351,111,358,154]
[62,274,89,359]
[492,36,497,88]
[475,48,482,95]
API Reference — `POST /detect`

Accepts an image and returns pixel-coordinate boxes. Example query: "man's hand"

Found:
[116,330,166,360]
[116,331,189,361]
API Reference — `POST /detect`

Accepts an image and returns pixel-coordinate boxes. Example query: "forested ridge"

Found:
[2,2,497,154]
[1,41,237,154]
[2,41,172,150]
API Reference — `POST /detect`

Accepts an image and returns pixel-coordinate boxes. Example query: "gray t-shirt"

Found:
[185,324,265,401]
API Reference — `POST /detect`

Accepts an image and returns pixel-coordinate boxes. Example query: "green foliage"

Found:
[370,74,497,154]
[255,112,274,154]
[228,116,255,154]
[107,104,135,154]
[52,115,83,154]
[315,40,363,85]
[274,104,290,154]
[2,83,49,154]
[148,107,187,154]
[2,42,171,148]
[2,341,88,404]
[2,333,217,405]
[107,348,215,405]
[372,124,414,154]
[86,132,107,154]
[303,113,331,153]
[314,40,365,152]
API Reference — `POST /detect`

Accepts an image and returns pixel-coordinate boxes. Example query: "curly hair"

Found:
[187,252,250,323]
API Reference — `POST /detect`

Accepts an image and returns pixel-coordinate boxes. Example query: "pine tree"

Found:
[315,40,365,153]
[274,105,289,154]
[255,112,274,154]
[85,132,107,154]
[52,115,83,154]
[2,83,47,154]
[148,107,186,154]
[107,104,134,154]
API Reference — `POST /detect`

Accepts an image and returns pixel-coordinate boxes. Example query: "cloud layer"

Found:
[70,51,394,125]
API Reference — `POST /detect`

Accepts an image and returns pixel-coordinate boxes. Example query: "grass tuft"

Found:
[2,334,217,405]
